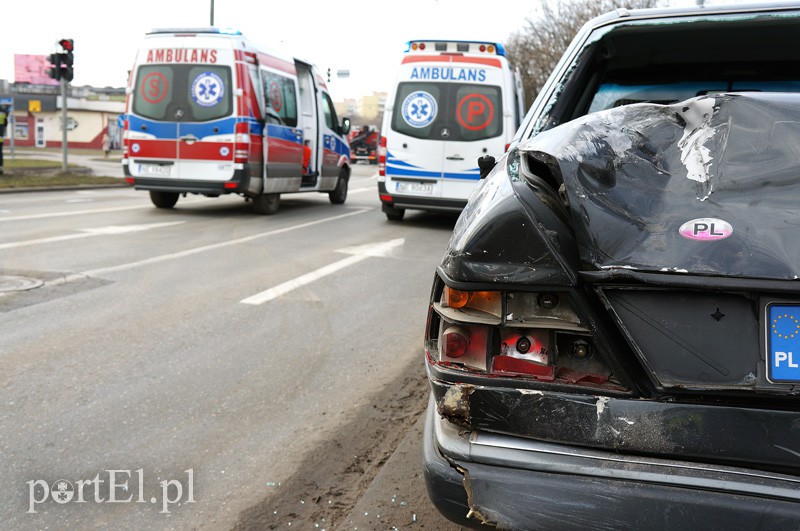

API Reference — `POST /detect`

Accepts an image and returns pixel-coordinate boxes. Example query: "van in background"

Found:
[378,39,524,221]
[122,27,351,214]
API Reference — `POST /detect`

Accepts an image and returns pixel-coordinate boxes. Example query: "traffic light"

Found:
[58,39,74,53]
[59,39,74,82]
[47,52,62,81]
[61,51,74,82]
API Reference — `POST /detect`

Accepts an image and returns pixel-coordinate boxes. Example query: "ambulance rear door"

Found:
[388,82,446,196]
[129,45,236,182]
[440,64,506,200]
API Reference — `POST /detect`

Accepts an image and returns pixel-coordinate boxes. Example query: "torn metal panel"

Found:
[436,383,474,427]
[518,93,800,280]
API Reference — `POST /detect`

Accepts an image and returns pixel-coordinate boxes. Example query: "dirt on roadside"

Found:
[231,355,465,531]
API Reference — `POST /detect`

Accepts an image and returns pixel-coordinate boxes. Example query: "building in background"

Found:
[335,92,386,126]
[359,92,386,121]
[0,80,124,150]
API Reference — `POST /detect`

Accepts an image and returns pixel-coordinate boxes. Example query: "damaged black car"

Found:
[423,3,800,529]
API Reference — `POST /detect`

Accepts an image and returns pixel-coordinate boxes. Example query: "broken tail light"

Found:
[428,286,616,387]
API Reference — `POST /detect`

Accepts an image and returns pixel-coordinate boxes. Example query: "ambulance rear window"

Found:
[391,82,502,141]
[132,64,233,122]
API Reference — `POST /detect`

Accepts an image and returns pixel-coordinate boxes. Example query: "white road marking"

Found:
[0,221,185,250]
[8,208,373,296]
[0,204,153,222]
[241,237,404,305]
[0,207,374,300]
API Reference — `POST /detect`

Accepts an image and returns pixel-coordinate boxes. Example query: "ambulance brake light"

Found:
[122,119,130,157]
[404,41,506,56]
[378,136,387,176]
[234,121,250,163]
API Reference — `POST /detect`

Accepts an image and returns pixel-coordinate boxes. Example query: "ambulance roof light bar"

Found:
[147,27,243,36]
[404,40,506,57]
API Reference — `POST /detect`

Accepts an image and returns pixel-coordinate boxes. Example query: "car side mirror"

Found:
[341,117,351,135]
[478,155,496,179]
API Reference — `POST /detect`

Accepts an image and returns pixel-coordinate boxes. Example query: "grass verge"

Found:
[1,158,124,189]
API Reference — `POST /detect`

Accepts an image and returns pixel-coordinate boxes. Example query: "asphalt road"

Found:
[0,163,463,529]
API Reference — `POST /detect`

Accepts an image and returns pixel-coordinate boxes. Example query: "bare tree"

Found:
[506,0,662,107]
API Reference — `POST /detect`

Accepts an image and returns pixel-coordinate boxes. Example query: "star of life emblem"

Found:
[191,72,225,108]
[401,91,437,128]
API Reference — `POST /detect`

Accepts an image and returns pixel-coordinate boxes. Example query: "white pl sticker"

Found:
[679,218,732,241]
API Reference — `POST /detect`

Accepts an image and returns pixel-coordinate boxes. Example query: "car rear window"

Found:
[588,80,800,114]
[391,81,503,141]
[133,64,233,122]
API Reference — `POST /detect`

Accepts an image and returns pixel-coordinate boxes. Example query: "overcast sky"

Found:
[2,0,755,100]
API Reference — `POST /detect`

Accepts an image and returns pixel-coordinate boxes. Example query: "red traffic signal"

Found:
[58,38,74,52]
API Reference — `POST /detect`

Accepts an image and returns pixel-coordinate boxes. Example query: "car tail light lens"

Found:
[442,326,469,358]
[427,285,618,388]
[443,287,502,316]
[378,136,387,176]
[234,121,250,163]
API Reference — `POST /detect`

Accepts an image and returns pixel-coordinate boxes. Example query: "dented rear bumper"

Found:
[423,395,800,530]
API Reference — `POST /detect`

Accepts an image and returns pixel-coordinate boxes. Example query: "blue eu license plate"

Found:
[767,304,800,382]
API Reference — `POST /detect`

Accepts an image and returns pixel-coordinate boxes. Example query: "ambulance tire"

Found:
[329,170,349,205]
[150,191,179,209]
[253,193,280,215]
[384,205,405,221]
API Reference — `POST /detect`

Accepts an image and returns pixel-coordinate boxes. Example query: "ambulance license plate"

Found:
[138,163,173,177]
[396,181,433,195]
[767,303,800,382]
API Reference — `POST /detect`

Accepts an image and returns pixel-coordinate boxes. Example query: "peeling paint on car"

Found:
[678,97,718,200]
[596,396,610,421]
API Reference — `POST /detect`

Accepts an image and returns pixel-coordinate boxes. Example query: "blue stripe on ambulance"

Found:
[386,151,479,180]
[267,124,301,144]
[128,115,240,139]
[324,134,351,157]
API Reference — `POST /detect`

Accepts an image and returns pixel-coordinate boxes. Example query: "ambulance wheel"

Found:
[253,193,280,215]
[329,170,348,204]
[383,204,405,221]
[150,191,179,209]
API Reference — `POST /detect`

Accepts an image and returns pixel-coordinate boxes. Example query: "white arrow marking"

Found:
[0,221,185,250]
[241,238,404,305]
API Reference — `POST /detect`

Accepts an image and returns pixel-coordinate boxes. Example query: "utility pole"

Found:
[61,78,68,172]
[210,0,215,25]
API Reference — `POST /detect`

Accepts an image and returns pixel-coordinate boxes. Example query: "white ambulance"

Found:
[378,39,525,221]
[122,27,351,214]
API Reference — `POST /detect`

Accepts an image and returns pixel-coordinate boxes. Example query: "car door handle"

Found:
[179,134,198,144]
[446,155,464,161]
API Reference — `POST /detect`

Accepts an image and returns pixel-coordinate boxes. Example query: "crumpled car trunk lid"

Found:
[520,93,800,280]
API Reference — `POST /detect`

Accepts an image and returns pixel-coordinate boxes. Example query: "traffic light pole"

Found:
[61,78,68,172]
